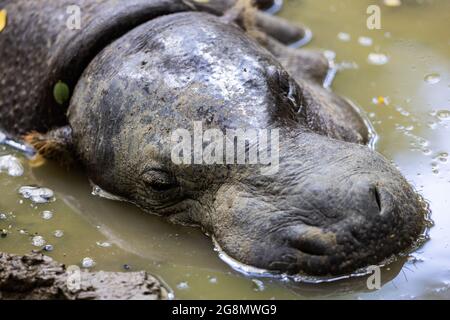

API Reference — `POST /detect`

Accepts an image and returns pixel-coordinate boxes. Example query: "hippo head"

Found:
[68,12,427,276]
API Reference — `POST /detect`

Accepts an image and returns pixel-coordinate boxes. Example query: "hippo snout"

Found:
[211,131,427,276]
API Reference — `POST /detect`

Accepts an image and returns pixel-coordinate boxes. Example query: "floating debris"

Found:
[337,32,351,42]
[424,73,441,84]
[18,186,55,204]
[372,96,390,106]
[41,210,53,220]
[53,230,64,238]
[82,257,95,268]
[368,53,389,65]
[0,213,7,220]
[31,235,46,247]
[358,36,373,47]
[123,264,131,271]
[0,155,24,177]
[383,0,402,7]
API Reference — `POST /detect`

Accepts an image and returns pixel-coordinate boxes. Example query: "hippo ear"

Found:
[23,126,74,167]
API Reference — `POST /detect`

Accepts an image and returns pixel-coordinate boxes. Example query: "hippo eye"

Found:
[142,169,178,192]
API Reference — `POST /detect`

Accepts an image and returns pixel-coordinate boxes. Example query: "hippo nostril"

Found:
[373,185,382,212]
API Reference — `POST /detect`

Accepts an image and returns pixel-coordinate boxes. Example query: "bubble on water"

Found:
[424,73,441,84]
[434,152,448,163]
[91,184,126,202]
[82,257,95,268]
[0,213,7,220]
[252,279,265,292]
[209,277,218,284]
[0,155,24,177]
[32,235,46,247]
[436,110,450,120]
[96,241,112,248]
[323,50,336,61]
[53,230,64,238]
[337,32,351,42]
[358,36,373,47]
[41,210,53,220]
[19,229,28,235]
[19,186,55,204]
[176,281,189,290]
[431,162,440,174]
[368,53,389,65]
[43,244,54,252]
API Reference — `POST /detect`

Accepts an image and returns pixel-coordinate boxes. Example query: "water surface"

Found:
[1,0,449,299]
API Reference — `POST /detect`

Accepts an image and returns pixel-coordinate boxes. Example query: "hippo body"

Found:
[0,0,427,276]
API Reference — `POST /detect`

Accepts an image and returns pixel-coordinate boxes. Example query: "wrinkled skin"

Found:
[0,0,427,276]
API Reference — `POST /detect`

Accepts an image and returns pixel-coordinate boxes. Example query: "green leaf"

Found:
[53,81,70,105]
[0,9,7,33]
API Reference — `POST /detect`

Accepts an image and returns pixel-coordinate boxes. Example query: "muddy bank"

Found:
[0,252,168,300]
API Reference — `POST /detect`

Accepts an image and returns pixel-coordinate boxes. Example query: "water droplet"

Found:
[337,32,351,42]
[436,152,448,163]
[53,230,64,238]
[209,277,218,284]
[177,282,189,290]
[436,110,450,120]
[368,53,389,65]
[424,73,441,84]
[0,155,23,177]
[41,210,53,220]
[19,186,55,204]
[32,235,46,247]
[96,241,112,248]
[82,257,95,268]
[358,36,373,47]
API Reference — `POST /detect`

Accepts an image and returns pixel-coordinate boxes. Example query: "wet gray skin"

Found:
[0,1,427,276]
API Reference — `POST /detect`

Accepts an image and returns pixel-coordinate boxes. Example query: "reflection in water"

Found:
[1,0,449,299]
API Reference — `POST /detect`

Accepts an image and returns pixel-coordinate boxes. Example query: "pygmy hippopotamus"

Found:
[0,0,428,276]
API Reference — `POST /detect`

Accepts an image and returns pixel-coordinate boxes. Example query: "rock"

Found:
[0,252,168,300]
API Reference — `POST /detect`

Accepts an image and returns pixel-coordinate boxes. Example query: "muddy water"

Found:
[1,0,449,299]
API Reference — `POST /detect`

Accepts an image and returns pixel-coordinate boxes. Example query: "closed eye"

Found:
[142,169,178,192]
